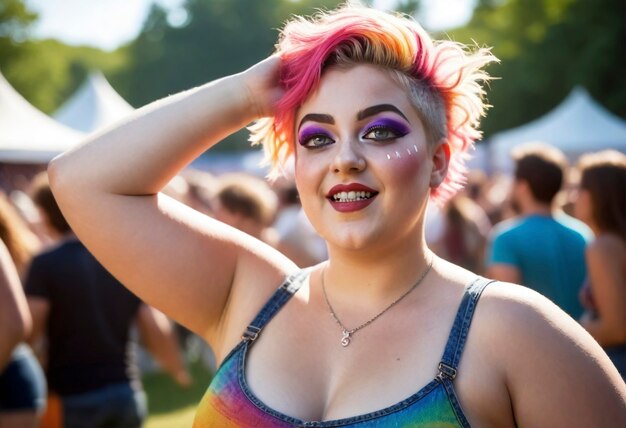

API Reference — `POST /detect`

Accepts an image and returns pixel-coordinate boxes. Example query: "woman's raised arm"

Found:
[48,56,297,354]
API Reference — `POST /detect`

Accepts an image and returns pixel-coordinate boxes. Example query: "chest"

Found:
[243,295,459,422]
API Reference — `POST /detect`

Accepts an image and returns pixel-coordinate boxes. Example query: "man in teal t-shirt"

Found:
[487,144,591,319]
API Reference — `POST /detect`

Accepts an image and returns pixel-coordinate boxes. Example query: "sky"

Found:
[24,0,476,52]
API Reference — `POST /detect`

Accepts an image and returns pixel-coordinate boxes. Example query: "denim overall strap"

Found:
[241,268,311,342]
[437,276,495,380]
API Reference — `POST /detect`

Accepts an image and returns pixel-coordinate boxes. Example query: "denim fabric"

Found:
[61,382,147,428]
[0,343,47,411]
[201,272,494,427]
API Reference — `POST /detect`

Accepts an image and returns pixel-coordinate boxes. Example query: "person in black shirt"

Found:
[25,174,189,428]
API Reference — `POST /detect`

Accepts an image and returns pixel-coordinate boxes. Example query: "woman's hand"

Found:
[239,55,284,119]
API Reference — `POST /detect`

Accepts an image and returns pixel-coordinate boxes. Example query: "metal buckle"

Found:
[437,362,457,380]
[241,325,261,342]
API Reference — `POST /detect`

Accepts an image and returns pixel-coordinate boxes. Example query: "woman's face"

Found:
[293,64,444,251]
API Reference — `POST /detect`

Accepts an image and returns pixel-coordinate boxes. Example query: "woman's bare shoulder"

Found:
[475,282,600,354]
[471,281,626,426]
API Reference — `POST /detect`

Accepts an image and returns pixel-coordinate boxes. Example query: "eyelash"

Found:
[299,133,335,148]
[298,123,408,148]
[361,124,408,142]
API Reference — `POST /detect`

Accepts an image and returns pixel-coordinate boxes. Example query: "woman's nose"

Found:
[330,139,366,174]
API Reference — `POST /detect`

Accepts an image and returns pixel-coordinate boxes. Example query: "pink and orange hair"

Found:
[249,3,497,205]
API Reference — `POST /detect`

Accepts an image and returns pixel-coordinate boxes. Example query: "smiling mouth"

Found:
[330,191,377,203]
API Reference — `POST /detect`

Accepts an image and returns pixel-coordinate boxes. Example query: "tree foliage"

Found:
[447,0,625,138]
[113,0,343,150]
[1,0,623,147]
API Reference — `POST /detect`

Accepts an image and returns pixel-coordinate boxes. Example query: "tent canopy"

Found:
[489,87,626,172]
[54,71,134,133]
[0,72,84,164]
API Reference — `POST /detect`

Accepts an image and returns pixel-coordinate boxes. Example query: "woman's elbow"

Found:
[47,154,67,195]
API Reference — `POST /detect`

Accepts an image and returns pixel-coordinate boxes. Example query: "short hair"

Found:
[577,150,626,239]
[249,4,497,205]
[511,142,568,204]
[215,173,278,226]
[30,172,71,234]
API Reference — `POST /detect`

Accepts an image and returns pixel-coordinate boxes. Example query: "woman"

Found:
[575,150,626,379]
[0,194,46,428]
[49,5,625,427]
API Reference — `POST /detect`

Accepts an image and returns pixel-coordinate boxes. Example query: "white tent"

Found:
[0,72,85,164]
[489,87,626,172]
[54,71,134,133]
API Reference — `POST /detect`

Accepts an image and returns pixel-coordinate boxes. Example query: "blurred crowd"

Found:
[0,142,624,427]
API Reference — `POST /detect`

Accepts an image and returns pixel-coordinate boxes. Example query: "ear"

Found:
[430,138,451,188]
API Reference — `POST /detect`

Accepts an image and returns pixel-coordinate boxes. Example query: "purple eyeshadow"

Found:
[364,117,411,136]
[298,126,331,145]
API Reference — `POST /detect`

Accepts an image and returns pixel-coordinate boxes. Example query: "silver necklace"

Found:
[321,257,434,347]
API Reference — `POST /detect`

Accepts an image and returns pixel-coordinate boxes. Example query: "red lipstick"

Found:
[326,183,378,213]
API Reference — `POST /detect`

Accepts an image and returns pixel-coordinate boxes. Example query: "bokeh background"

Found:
[1,0,624,426]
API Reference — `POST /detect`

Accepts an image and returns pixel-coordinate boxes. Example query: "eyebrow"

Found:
[297,104,409,130]
[357,104,409,121]
[298,113,334,130]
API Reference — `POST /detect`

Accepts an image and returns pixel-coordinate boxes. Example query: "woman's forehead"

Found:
[296,65,415,123]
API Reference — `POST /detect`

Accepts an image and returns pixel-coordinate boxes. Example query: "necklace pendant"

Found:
[341,330,351,347]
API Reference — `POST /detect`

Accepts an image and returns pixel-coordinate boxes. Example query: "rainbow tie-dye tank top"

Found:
[193,272,494,427]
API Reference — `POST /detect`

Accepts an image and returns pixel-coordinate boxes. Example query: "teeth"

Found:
[331,191,373,202]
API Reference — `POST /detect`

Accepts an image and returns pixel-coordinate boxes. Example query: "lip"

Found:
[326,183,379,213]
[326,183,378,197]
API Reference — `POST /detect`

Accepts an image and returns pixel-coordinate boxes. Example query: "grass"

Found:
[143,361,213,428]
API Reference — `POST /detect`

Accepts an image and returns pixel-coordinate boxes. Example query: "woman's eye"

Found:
[362,126,405,141]
[301,134,335,148]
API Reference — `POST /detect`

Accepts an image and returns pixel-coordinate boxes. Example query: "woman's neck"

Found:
[323,235,433,305]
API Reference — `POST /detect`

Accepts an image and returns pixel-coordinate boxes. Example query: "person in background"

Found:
[25,174,189,428]
[574,150,626,380]
[48,4,626,426]
[272,175,327,268]
[212,172,279,245]
[0,193,46,428]
[0,237,45,428]
[486,143,591,319]
[432,194,491,275]
[182,169,217,218]
[0,240,30,372]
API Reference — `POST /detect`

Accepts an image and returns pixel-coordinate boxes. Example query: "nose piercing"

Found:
[395,151,401,158]
[386,154,391,160]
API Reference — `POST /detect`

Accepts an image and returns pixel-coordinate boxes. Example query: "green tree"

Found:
[115,0,343,151]
[448,0,625,138]
[0,0,127,113]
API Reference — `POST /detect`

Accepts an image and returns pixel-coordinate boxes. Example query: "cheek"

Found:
[294,153,321,194]
[370,144,428,184]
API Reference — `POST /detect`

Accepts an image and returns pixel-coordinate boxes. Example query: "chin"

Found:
[322,227,384,252]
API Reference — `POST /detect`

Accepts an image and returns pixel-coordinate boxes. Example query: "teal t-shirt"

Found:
[487,214,590,319]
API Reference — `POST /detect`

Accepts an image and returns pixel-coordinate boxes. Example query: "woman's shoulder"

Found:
[468,281,606,371]
[469,280,626,425]
[476,281,587,340]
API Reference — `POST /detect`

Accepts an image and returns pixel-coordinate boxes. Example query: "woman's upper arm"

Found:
[50,189,296,347]
[490,286,626,427]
